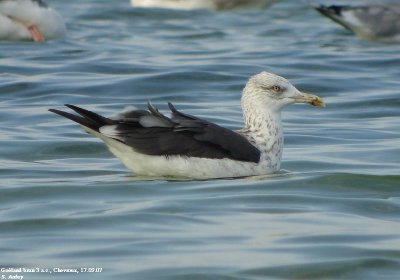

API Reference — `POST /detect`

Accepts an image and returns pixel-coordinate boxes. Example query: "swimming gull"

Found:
[130,0,278,10]
[49,72,325,179]
[313,3,400,42]
[0,0,66,42]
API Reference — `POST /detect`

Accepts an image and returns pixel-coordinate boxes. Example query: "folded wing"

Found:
[49,102,260,163]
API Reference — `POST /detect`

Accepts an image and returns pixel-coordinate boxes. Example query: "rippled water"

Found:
[1,0,400,279]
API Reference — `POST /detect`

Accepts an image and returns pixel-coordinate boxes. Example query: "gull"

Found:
[130,0,278,10]
[0,0,66,42]
[313,3,400,42]
[49,72,325,179]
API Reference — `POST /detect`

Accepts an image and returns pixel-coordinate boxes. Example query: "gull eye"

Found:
[272,85,281,92]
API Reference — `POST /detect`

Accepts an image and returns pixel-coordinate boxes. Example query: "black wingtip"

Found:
[313,4,329,14]
[49,104,116,132]
[49,108,70,119]
[167,102,177,113]
[147,99,159,115]
[313,4,343,16]
[48,108,68,116]
[64,104,89,115]
[49,107,96,130]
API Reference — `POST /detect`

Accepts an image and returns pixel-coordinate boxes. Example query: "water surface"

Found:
[0,0,399,279]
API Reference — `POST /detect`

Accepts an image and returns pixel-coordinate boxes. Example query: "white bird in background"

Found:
[0,0,66,42]
[130,0,278,10]
[50,72,325,180]
[313,3,400,42]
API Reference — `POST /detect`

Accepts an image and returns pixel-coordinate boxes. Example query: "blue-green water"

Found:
[1,0,400,279]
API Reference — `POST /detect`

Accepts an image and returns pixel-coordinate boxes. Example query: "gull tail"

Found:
[49,104,115,132]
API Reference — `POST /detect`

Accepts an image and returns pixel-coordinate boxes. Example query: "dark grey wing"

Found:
[167,102,260,162]
[313,5,355,32]
[314,4,400,37]
[352,5,400,37]
[49,102,260,163]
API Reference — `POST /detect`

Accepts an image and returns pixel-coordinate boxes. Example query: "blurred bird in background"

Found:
[0,0,65,42]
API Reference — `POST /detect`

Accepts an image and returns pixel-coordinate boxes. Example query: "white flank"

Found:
[74,72,322,179]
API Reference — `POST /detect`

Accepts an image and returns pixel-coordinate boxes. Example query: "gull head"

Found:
[242,72,325,113]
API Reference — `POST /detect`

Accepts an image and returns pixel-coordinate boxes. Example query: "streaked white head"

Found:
[242,72,324,114]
